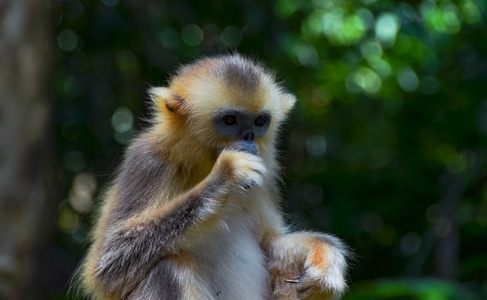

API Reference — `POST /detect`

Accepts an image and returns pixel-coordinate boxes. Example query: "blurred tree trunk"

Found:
[434,175,460,279]
[0,0,54,299]
[434,155,484,278]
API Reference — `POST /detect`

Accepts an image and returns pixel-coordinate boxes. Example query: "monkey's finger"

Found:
[283,278,299,283]
[227,140,258,155]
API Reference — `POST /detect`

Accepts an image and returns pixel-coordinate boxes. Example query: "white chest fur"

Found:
[185,198,270,300]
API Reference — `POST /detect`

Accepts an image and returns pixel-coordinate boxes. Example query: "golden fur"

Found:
[75,54,348,300]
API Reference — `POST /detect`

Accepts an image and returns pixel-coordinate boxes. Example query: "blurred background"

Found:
[0,0,486,299]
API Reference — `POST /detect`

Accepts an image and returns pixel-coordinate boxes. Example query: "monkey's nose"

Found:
[242,131,255,141]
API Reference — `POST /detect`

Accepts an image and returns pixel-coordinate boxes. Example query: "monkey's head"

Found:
[150,54,296,154]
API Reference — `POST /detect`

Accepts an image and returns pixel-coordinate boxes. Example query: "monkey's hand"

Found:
[215,147,267,191]
[268,232,348,300]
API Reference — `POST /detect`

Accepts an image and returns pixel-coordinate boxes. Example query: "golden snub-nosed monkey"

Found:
[75,54,349,300]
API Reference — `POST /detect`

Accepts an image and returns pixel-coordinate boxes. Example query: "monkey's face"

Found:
[212,108,271,154]
[181,75,280,154]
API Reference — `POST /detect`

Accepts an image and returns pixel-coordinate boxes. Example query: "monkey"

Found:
[75,54,348,300]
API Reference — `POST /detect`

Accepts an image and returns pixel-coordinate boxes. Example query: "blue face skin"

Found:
[213,109,271,155]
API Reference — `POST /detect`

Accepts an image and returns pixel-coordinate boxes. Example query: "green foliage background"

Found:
[54,0,487,298]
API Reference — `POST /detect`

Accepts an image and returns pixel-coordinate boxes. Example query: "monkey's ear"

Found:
[149,87,186,115]
[281,93,296,113]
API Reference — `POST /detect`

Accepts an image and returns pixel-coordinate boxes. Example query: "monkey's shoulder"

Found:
[109,136,170,219]
[119,136,167,182]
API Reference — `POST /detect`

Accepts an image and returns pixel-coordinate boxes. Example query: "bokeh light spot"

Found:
[57,29,78,52]
[362,213,384,234]
[58,205,79,232]
[306,135,327,157]
[69,172,97,213]
[368,57,392,78]
[375,12,401,47]
[360,40,383,60]
[400,232,421,256]
[295,44,319,67]
[461,0,482,24]
[182,24,204,47]
[396,67,419,92]
[111,106,133,133]
[346,67,382,94]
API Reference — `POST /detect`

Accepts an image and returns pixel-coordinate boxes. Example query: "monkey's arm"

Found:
[257,199,348,300]
[82,141,266,298]
[255,195,348,299]
[267,232,348,300]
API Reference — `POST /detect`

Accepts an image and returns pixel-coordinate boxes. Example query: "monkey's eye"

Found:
[254,115,268,127]
[222,115,237,125]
